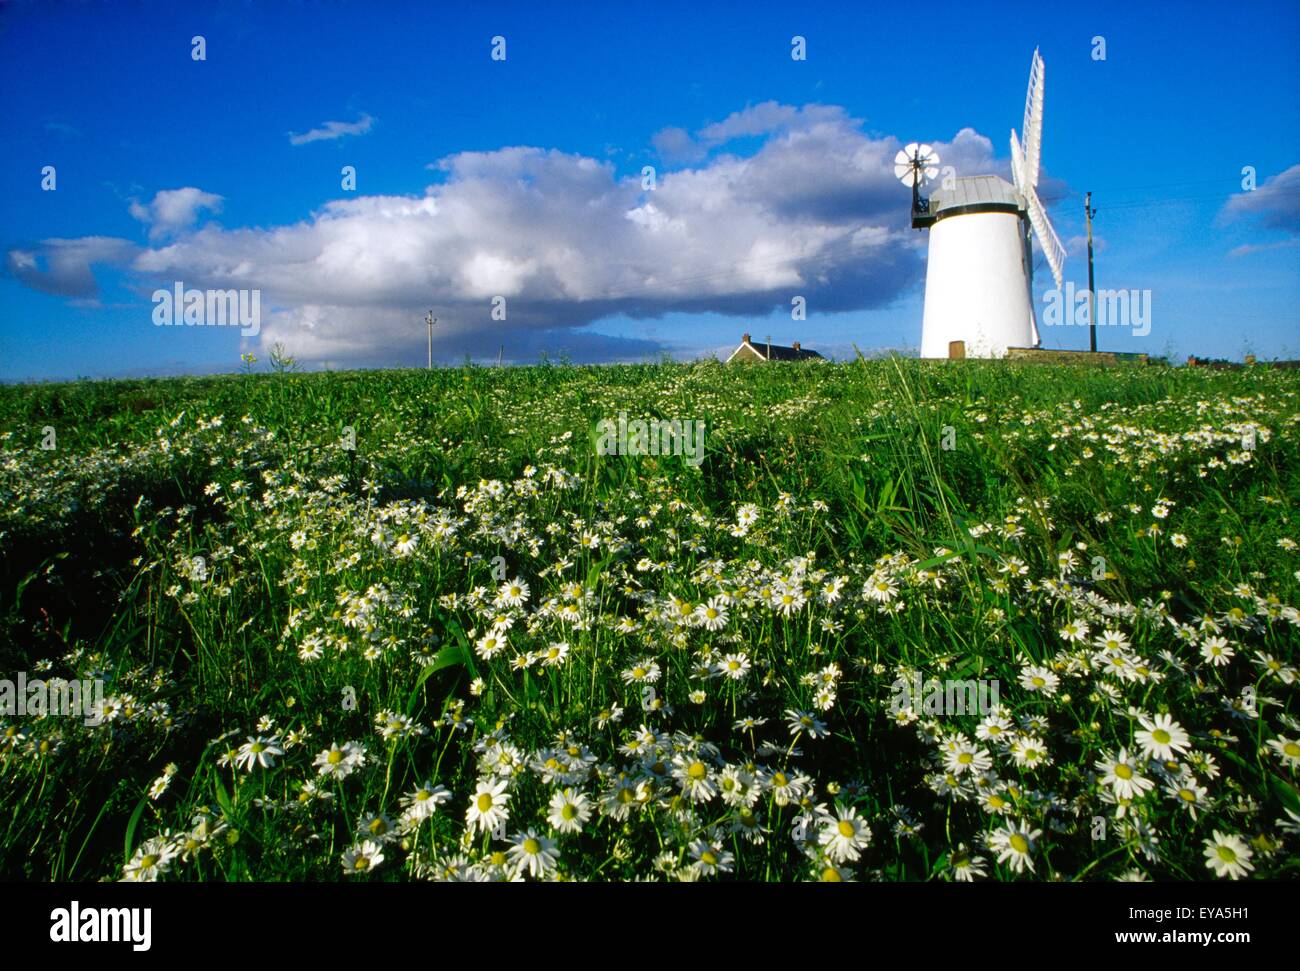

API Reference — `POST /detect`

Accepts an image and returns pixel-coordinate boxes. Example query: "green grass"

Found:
[0,357,1296,881]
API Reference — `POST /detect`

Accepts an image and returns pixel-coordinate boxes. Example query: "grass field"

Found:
[1,357,1297,881]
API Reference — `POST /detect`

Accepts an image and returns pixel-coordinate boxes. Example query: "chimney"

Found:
[742,332,751,344]
[792,341,801,351]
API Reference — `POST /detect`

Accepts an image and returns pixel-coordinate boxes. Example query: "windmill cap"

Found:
[930,175,1025,217]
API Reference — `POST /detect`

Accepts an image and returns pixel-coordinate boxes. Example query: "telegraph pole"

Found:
[426,311,436,369]
[1085,193,1097,353]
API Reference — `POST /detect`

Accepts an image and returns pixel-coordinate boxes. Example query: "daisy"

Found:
[402,781,452,824]
[1267,736,1300,768]
[786,709,828,740]
[496,577,530,608]
[1093,629,1130,653]
[862,572,898,604]
[976,713,1014,746]
[766,768,808,806]
[716,653,751,681]
[1018,666,1060,695]
[121,837,177,882]
[621,660,661,685]
[358,813,398,843]
[539,641,570,667]
[234,735,283,772]
[474,628,508,661]
[772,584,806,617]
[466,778,511,835]
[672,754,719,802]
[547,788,593,834]
[314,742,356,778]
[1058,619,1090,643]
[1135,713,1191,762]
[1165,777,1209,819]
[989,820,1041,874]
[1096,748,1154,801]
[948,844,988,882]
[945,742,993,776]
[689,838,735,876]
[506,829,560,879]
[1200,636,1234,666]
[1009,736,1052,769]
[696,597,729,631]
[342,840,385,874]
[1202,831,1254,879]
[148,769,174,801]
[818,805,872,863]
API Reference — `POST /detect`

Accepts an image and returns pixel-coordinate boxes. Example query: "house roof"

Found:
[725,336,824,363]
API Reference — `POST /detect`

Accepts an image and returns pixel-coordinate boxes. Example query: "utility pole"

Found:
[766,335,772,360]
[1085,192,1097,353]
[425,311,436,369]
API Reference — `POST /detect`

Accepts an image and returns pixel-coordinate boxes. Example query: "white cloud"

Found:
[1221,164,1300,233]
[129,187,223,241]
[18,105,1020,364]
[288,114,375,146]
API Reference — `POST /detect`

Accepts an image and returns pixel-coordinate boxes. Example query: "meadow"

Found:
[0,356,1296,881]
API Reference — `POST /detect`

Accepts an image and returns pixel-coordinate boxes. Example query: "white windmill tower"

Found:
[905,48,1067,358]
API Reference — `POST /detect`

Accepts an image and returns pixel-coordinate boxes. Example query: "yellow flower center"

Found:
[837,820,856,838]
[1009,834,1029,854]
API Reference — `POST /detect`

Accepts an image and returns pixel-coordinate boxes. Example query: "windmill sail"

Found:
[1010,47,1065,291]
[1023,180,1066,289]
[1020,48,1045,189]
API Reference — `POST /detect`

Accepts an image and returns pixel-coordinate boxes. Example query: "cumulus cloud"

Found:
[5,237,136,298]
[288,114,375,146]
[14,104,1028,364]
[1221,164,1300,234]
[129,187,223,241]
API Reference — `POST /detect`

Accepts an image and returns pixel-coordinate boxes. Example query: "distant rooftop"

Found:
[725,333,824,363]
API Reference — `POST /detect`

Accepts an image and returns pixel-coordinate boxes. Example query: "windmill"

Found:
[908,48,1067,358]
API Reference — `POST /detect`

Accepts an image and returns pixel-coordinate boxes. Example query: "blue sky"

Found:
[2,0,1297,381]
